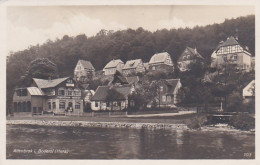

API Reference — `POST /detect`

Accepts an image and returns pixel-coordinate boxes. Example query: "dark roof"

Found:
[126,76,139,84]
[91,84,132,101]
[123,59,142,70]
[33,77,70,89]
[216,36,252,55]
[79,60,95,70]
[178,47,204,62]
[154,79,180,94]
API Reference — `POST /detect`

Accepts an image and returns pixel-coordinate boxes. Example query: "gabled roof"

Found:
[104,59,124,69]
[149,52,170,64]
[27,87,44,96]
[123,59,142,70]
[178,47,204,62]
[126,76,139,84]
[91,84,132,101]
[220,36,239,47]
[33,77,70,89]
[154,79,181,94]
[243,80,255,97]
[78,60,95,70]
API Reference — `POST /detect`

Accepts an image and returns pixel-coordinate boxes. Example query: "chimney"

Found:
[194,47,197,54]
[235,28,239,40]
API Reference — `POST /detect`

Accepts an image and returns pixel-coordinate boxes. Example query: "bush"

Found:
[186,114,208,129]
[229,113,255,131]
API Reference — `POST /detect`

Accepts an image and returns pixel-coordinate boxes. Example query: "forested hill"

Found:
[7,15,255,79]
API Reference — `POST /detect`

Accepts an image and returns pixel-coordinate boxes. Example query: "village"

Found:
[11,35,255,127]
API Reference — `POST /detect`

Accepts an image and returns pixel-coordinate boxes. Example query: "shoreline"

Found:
[6,119,189,130]
[6,119,255,133]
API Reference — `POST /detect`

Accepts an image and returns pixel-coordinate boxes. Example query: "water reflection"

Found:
[6,125,255,159]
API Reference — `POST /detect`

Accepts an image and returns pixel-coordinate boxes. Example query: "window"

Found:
[106,102,110,107]
[74,89,81,96]
[53,102,56,109]
[46,89,55,96]
[167,96,171,102]
[58,88,65,96]
[234,55,238,60]
[160,86,163,92]
[187,55,190,59]
[95,102,99,107]
[67,88,73,96]
[183,56,186,60]
[162,96,166,102]
[114,102,118,106]
[118,102,121,107]
[48,102,51,110]
[59,101,65,109]
[75,101,81,109]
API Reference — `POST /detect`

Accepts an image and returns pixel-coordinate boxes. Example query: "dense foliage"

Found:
[6,15,255,114]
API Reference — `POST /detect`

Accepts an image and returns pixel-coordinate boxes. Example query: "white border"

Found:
[0,0,259,165]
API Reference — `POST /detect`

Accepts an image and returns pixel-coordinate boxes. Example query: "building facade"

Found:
[90,84,134,111]
[148,79,182,108]
[243,80,255,103]
[13,77,84,115]
[122,59,145,75]
[74,60,95,81]
[211,36,252,71]
[148,52,174,71]
[103,59,124,76]
[177,47,204,72]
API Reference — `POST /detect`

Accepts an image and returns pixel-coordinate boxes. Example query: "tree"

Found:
[20,58,58,87]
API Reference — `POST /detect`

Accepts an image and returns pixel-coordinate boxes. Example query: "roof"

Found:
[219,36,239,47]
[79,60,95,70]
[91,84,132,101]
[178,47,204,62]
[126,76,139,84]
[243,80,255,97]
[27,87,44,96]
[33,77,70,89]
[149,52,170,64]
[123,59,142,70]
[154,79,180,94]
[104,59,124,69]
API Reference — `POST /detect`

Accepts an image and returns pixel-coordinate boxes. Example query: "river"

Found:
[6,125,255,159]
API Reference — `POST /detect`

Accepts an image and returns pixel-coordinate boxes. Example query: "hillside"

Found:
[6,15,255,111]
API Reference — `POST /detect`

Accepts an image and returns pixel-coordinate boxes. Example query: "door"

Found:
[68,102,73,112]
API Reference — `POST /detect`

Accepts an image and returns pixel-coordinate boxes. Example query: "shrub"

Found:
[229,113,255,131]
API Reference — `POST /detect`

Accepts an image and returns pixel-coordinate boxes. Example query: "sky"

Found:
[7,5,254,53]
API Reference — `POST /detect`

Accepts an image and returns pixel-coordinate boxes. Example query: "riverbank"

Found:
[6,119,188,130]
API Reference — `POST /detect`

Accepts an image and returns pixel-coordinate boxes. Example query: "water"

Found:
[6,125,255,159]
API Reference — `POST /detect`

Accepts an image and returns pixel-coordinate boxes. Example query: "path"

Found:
[126,110,196,118]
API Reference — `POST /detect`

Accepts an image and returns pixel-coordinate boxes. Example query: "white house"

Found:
[122,59,145,75]
[243,80,255,103]
[148,52,174,71]
[103,59,124,76]
[211,36,252,71]
[74,60,95,81]
[90,84,134,111]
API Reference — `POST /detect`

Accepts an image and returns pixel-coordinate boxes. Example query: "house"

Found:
[210,36,252,71]
[90,84,134,111]
[12,77,84,115]
[108,70,129,86]
[148,79,182,108]
[148,52,174,71]
[177,47,204,72]
[243,80,255,103]
[103,59,124,76]
[74,60,95,81]
[122,59,145,75]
